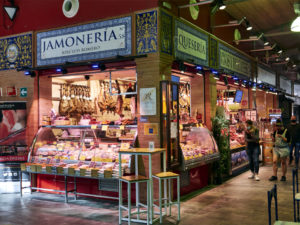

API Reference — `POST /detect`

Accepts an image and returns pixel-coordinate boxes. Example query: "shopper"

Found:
[269,119,291,181]
[245,120,260,181]
[287,116,300,167]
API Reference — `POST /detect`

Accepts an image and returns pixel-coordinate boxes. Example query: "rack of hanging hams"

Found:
[55,81,136,126]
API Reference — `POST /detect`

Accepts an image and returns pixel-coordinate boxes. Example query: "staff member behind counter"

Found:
[269,119,291,182]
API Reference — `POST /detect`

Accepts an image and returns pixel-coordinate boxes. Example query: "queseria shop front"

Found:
[160,17,219,194]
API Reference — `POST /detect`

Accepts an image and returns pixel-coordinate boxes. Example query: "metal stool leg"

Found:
[164,177,167,215]
[20,171,22,197]
[128,182,131,225]
[119,179,122,225]
[159,178,162,223]
[169,178,172,216]
[147,180,150,225]
[177,176,180,221]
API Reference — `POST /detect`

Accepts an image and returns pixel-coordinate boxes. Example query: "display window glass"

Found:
[39,67,137,126]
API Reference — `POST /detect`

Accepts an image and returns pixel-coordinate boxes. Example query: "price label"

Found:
[120,125,125,130]
[120,143,130,149]
[79,155,86,161]
[179,125,183,130]
[121,159,127,163]
[91,125,97,129]
[90,141,94,146]
[95,157,102,162]
[70,156,75,160]
[102,125,108,131]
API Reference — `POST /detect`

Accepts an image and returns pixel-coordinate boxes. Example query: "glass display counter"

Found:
[179,126,219,170]
[25,125,137,178]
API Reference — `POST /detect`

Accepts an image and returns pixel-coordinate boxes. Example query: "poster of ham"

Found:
[0,102,28,163]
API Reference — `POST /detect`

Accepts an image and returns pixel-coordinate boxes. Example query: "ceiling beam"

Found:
[178,0,214,9]
[264,31,300,37]
[224,0,250,6]
[257,22,291,34]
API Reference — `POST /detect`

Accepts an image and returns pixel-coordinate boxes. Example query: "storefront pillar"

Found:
[248,88,253,109]
[204,71,216,130]
[135,53,163,199]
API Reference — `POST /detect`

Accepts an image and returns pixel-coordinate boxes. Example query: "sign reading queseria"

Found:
[36,17,132,66]
[175,19,209,66]
[219,43,251,77]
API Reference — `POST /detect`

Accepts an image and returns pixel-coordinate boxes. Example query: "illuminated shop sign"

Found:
[219,43,251,77]
[174,19,209,66]
[36,17,132,66]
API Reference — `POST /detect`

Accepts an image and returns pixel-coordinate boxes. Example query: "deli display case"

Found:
[179,126,219,170]
[25,125,137,179]
[229,123,248,174]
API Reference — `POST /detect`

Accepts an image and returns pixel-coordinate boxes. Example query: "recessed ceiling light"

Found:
[285,57,290,61]
[278,49,283,54]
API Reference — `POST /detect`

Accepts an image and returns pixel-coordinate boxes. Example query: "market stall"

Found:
[26,65,139,198]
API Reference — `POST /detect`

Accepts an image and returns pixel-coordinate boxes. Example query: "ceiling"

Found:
[165,0,300,81]
[224,0,300,81]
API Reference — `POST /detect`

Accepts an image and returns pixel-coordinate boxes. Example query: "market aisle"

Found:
[0,165,296,225]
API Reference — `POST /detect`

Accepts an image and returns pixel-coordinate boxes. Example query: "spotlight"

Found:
[293,64,297,68]
[218,0,226,10]
[24,71,36,77]
[263,38,269,46]
[211,70,218,75]
[178,61,186,73]
[278,49,283,54]
[84,75,90,80]
[56,68,62,72]
[245,19,252,31]
[92,64,99,69]
[285,57,290,61]
[196,66,203,70]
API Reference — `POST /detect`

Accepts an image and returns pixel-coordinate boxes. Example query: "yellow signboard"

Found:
[177,28,207,61]
[219,49,251,77]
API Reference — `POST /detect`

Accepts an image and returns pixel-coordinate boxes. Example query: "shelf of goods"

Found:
[22,125,137,194]
[179,125,220,170]
[229,124,248,173]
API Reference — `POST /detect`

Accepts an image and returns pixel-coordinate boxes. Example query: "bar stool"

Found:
[119,175,150,225]
[152,172,180,223]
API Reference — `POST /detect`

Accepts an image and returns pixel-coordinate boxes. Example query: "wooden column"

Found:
[204,71,216,130]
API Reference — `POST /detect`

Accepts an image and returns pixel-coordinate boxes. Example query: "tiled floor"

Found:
[0,165,297,225]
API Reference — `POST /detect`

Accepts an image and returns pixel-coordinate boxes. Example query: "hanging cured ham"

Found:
[59,84,69,116]
[115,80,123,115]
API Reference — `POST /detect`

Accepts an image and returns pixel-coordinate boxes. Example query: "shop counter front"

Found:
[22,125,137,200]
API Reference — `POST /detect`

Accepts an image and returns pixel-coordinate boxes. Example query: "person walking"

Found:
[269,119,291,181]
[287,116,300,167]
[245,120,260,181]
